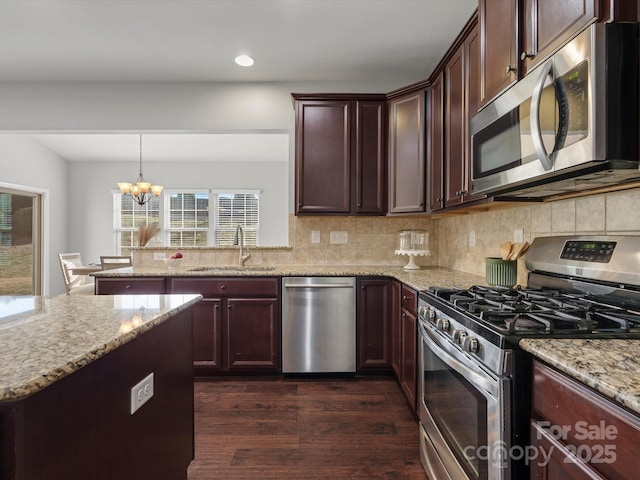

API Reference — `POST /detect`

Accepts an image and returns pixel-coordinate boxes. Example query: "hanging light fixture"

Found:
[117,135,163,206]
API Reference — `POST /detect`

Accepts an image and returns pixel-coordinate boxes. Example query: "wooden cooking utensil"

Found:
[500,241,512,260]
[509,241,530,260]
[508,242,521,260]
[517,241,531,258]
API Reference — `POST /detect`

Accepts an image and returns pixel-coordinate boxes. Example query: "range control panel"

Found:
[560,241,617,263]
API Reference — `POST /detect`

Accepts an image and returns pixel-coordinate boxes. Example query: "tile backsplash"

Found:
[438,187,640,285]
[289,215,439,267]
[136,187,640,287]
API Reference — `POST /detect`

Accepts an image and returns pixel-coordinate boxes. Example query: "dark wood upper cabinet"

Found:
[293,94,386,215]
[294,99,350,214]
[445,45,466,208]
[388,89,426,214]
[444,19,483,209]
[521,0,598,77]
[427,72,444,212]
[479,0,518,109]
[355,101,386,214]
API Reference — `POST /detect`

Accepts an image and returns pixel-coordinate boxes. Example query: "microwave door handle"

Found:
[530,60,554,171]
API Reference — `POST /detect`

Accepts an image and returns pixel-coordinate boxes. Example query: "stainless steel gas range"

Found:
[417,235,640,480]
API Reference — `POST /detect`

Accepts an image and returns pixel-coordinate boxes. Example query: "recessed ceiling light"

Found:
[235,55,255,67]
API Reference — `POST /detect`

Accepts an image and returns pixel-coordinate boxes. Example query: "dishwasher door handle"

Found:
[284,283,355,289]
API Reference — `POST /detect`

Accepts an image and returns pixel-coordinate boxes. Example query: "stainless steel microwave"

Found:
[470,22,639,198]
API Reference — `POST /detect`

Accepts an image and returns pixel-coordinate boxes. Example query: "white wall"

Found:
[0,80,388,294]
[69,160,289,263]
[0,135,69,296]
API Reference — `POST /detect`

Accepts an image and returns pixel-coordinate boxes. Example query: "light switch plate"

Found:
[311,230,320,244]
[330,231,348,244]
[130,372,154,415]
[469,230,476,247]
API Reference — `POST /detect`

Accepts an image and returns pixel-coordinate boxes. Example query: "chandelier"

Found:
[117,135,163,206]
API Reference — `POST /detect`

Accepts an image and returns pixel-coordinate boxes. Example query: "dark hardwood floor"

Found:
[187,376,427,480]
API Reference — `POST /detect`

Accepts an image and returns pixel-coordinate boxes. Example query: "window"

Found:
[113,194,159,253]
[164,191,209,247]
[213,190,259,246]
[113,189,260,252]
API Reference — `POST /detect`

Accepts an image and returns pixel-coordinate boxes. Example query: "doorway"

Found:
[0,187,42,295]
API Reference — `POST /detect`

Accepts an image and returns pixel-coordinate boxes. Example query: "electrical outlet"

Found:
[514,229,524,244]
[329,231,349,244]
[469,230,476,247]
[153,253,165,261]
[130,373,154,415]
[311,230,320,244]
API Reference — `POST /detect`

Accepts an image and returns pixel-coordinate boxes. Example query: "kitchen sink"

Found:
[188,265,277,272]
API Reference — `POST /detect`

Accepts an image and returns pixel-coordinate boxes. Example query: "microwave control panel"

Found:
[561,241,616,263]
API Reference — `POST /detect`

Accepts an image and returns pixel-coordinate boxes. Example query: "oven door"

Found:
[418,320,510,480]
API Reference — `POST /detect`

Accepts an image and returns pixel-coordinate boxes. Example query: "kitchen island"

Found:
[0,293,201,480]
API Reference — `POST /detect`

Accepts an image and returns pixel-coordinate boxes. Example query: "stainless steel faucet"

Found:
[233,225,251,267]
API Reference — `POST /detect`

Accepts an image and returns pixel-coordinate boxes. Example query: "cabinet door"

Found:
[391,281,402,378]
[192,299,222,374]
[445,45,466,208]
[479,0,518,108]
[400,308,417,411]
[357,278,392,371]
[427,72,445,212]
[521,0,598,76]
[529,421,605,480]
[295,100,351,214]
[226,297,280,372]
[464,21,485,203]
[355,100,386,214]
[388,91,425,214]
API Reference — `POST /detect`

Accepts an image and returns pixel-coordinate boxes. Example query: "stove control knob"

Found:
[418,306,429,318]
[452,329,468,344]
[436,318,450,332]
[462,336,479,354]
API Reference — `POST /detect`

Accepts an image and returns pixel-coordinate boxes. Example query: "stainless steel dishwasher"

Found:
[281,277,356,374]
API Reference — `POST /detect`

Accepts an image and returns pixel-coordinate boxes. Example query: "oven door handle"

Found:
[422,323,499,398]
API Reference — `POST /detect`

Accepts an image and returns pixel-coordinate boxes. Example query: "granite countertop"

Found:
[520,338,640,416]
[0,293,201,402]
[92,264,487,292]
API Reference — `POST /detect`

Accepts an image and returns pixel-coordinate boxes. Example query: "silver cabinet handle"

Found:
[285,284,355,289]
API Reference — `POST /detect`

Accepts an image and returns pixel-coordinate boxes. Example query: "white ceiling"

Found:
[0,0,477,85]
[1,0,477,162]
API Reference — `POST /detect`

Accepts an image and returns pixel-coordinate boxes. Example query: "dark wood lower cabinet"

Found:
[191,298,222,373]
[531,360,640,480]
[226,297,280,371]
[357,278,392,372]
[0,309,194,480]
[398,284,418,411]
[169,277,280,375]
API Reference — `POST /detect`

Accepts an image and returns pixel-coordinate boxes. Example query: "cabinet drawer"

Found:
[169,277,279,298]
[532,360,640,479]
[401,285,417,315]
[95,278,166,295]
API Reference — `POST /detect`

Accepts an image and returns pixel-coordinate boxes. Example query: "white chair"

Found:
[58,253,96,295]
[100,255,132,270]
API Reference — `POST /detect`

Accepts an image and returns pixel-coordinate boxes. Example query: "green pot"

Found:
[485,257,517,288]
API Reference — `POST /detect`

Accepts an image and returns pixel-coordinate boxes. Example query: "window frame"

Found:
[212,189,260,247]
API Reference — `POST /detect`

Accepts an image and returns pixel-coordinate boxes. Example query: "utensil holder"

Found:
[485,257,517,288]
